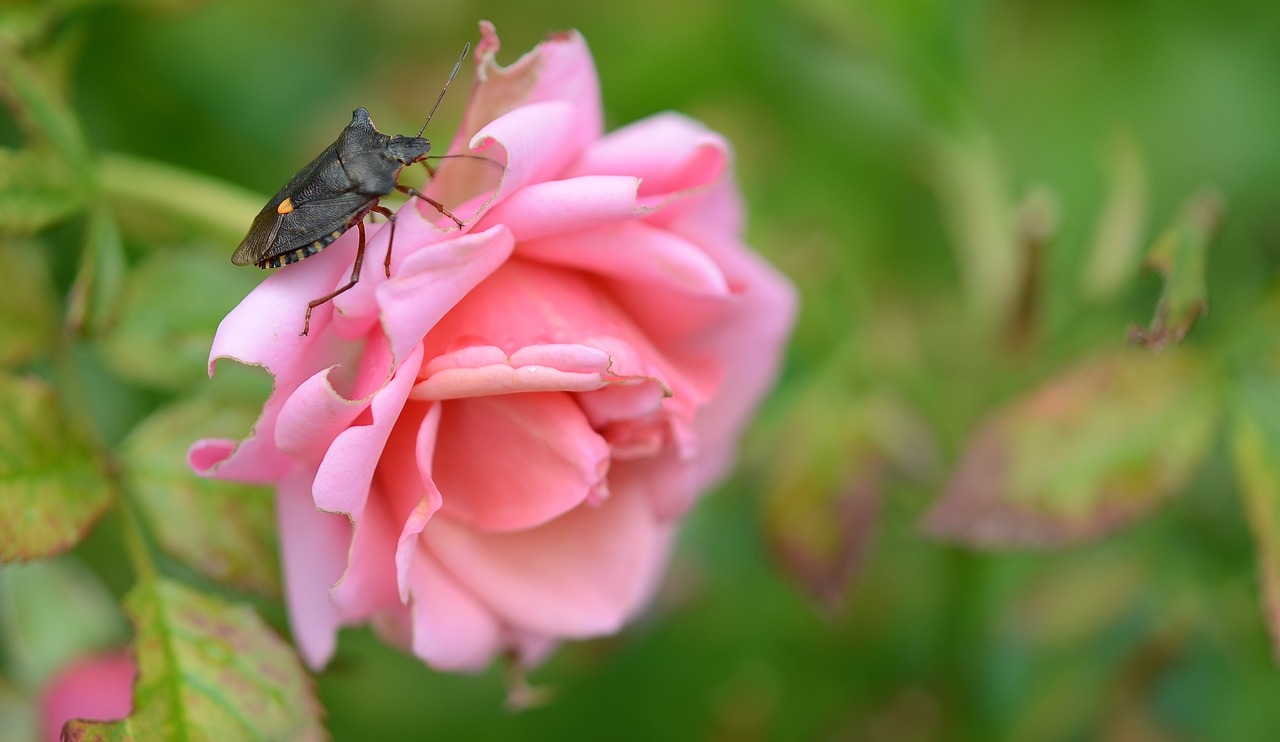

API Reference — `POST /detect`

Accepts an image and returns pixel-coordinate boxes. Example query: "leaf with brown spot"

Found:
[63,578,326,742]
[924,350,1218,549]
[0,374,110,562]
[1129,188,1224,350]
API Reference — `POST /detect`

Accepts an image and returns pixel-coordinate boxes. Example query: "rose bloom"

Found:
[190,22,795,671]
[39,652,135,741]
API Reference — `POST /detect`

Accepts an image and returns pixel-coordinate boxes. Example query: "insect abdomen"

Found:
[258,230,344,269]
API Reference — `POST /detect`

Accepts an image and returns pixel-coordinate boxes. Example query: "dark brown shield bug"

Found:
[231,43,471,335]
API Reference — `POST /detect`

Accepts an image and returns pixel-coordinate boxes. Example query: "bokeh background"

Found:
[4,0,1280,739]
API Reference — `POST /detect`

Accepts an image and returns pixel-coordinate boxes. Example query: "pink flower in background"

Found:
[39,652,135,741]
[189,21,795,671]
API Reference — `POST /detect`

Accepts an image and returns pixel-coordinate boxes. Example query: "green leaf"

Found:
[0,373,110,561]
[63,578,326,742]
[924,350,1220,548]
[0,239,58,367]
[121,397,280,597]
[1081,132,1148,301]
[99,248,261,391]
[1230,375,1280,661]
[68,205,128,337]
[1129,188,1225,350]
[930,131,1018,326]
[0,147,90,234]
[762,383,936,609]
[0,50,91,164]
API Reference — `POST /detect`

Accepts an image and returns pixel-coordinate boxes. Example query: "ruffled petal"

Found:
[312,344,424,515]
[428,22,602,216]
[404,547,505,672]
[517,220,730,297]
[389,401,444,603]
[433,392,610,532]
[276,465,349,670]
[422,484,672,638]
[565,112,729,205]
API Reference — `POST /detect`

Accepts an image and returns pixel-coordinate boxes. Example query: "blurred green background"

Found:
[5,0,1280,739]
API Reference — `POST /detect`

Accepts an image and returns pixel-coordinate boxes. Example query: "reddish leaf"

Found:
[924,350,1218,548]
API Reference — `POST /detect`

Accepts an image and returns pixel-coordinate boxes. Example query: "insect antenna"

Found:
[417,41,471,137]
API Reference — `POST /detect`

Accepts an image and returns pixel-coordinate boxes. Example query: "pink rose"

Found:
[189,22,795,671]
[39,652,135,741]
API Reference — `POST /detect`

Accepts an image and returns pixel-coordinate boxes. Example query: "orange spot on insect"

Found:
[277,197,295,215]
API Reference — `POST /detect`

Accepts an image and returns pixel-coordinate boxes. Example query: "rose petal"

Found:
[428,22,602,214]
[40,652,135,741]
[387,400,444,603]
[374,224,515,363]
[450,23,601,169]
[412,343,613,399]
[612,446,700,520]
[403,547,505,671]
[209,225,363,374]
[277,465,348,669]
[423,483,672,638]
[312,344,424,515]
[433,392,609,532]
[474,175,647,243]
[518,220,730,297]
[566,112,729,204]
[328,481,401,623]
[188,436,286,485]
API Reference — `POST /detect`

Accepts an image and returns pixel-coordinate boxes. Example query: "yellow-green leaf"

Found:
[1129,188,1224,350]
[63,578,326,742]
[0,239,57,367]
[0,374,110,561]
[1230,376,1280,661]
[121,397,279,597]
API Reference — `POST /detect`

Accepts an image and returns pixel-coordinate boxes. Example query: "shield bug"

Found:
[231,43,471,335]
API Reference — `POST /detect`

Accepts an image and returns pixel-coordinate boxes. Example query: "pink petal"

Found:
[660,185,799,488]
[209,225,363,373]
[328,479,401,623]
[473,175,647,243]
[612,445,700,521]
[187,436,285,485]
[433,392,609,532]
[40,652,135,742]
[276,465,349,669]
[274,371,363,466]
[565,112,729,204]
[426,22,602,218]
[404,547,505,671]
[312,344,424,515]
[387,400,444,603]
[374,224,515,364]
[517,220,730,297]
[449,22,601,168]
[423,483,672,638]
[411,343,613,400]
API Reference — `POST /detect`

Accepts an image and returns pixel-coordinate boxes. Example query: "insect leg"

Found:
[397,184,464,229]
[373,204,395,278]
[302,219,367,336]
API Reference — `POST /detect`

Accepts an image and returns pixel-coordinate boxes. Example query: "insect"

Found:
[232,43,471,336]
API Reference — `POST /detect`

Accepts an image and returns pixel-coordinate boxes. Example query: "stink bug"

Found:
[232,43,471,335]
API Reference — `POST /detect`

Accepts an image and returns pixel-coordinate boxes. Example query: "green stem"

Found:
[97,151,264,243]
